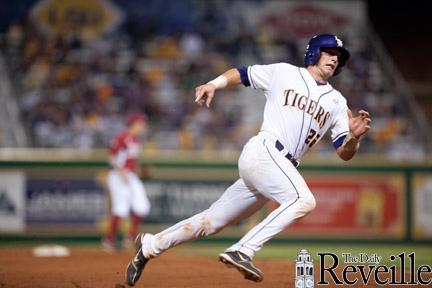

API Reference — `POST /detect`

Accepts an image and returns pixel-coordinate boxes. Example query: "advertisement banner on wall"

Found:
[26,178,106,224]
[144,181,230,223]
[412,173,432,240]
[143,176,406,239]
[241,1,365,41]
[280,173,405,239]
[0,171,26,232]
[25,177,229,226]
[22,171,406,240]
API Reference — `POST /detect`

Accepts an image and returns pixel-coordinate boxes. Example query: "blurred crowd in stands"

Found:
[0,1,424,156]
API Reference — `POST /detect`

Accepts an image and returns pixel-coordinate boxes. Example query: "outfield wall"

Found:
[0,154,431,242]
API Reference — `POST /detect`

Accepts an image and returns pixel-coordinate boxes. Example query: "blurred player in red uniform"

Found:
[103,113,151,251]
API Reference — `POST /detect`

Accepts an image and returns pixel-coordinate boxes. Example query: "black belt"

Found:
[275,140,299,168]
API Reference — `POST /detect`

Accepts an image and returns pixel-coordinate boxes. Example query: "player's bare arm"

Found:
[194,68,241,108]
[336,109,371,161]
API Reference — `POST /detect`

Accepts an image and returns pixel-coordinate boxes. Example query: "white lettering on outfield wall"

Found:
[27,190,105,222]
[0,172,26,232]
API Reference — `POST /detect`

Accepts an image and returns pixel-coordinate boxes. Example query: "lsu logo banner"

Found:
[30,0,124,41]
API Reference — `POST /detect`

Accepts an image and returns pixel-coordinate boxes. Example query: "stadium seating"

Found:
[0,1,427,157]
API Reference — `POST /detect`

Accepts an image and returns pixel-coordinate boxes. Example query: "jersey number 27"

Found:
[305,129,320,148]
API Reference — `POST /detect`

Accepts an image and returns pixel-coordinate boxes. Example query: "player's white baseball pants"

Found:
[107,170,151,218]
[141,131,315,259]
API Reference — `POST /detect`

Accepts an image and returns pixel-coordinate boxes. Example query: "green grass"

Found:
[178,242,432,266]
[1,235,430,266]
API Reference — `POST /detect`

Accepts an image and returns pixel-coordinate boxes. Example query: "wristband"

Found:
[207,75,228,90]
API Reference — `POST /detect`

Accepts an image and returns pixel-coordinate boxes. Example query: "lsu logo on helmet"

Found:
[335,36,343,47]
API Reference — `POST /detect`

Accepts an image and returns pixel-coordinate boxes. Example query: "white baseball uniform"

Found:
[108,132,151,218]
[140,63,349,259]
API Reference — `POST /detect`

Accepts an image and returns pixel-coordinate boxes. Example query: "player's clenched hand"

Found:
[195,83,216,108]
[348,109,371,138]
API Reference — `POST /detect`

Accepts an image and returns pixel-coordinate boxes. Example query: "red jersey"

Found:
[109,132,140,171]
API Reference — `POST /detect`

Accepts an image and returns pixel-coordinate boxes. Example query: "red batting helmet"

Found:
[127,113,148,126]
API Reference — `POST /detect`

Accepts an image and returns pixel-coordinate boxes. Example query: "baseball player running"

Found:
[103,113,151,251]
[125,34,371,285]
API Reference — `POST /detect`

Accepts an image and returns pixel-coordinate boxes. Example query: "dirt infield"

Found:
[0,245,401,287]
[0,245,292,288]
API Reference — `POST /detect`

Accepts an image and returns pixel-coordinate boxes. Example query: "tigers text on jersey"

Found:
[109,132,140,171]
[238,63,349,161]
